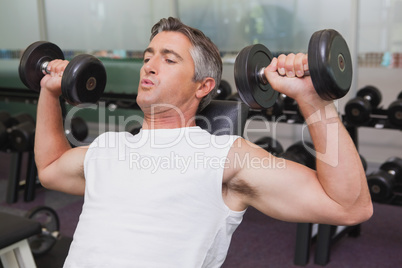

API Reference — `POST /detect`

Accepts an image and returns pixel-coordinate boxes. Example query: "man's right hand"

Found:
[40,59,69,98]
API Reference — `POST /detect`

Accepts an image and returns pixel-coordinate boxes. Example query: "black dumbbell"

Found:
[279,141,316,170]
[126,123,142,136]
[366,157,402,203]
[8,113,36,152]
[65,117,89,143]
[214,79,232,100]
[0,111,25,150]
[264,94,284,118]
[19,41,107,105]
[254,136,284,156]
[387,91,402,128]
[0,111,15,150]
[0,111,19,128]
[234,29,352,109]
[344,85,382,125]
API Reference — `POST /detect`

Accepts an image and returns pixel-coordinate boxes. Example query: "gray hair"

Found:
[150,17,222,112]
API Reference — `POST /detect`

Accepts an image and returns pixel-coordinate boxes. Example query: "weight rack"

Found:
[252,102,401,266]
[0,87,138,204]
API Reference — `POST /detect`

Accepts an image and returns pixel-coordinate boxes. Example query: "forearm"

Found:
[35,90,71,172]
[299,99,371,209]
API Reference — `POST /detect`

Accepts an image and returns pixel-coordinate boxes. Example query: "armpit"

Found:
[226,176,258,198]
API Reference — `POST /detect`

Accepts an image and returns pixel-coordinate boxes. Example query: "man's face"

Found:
[137,31,200,115]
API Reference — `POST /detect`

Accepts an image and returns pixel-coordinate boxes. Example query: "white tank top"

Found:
[64,127,246,268]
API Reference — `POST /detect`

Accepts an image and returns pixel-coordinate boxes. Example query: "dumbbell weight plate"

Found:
[234,44,278,109]
[19,41,65,92]
[61,54,107,105]
[388,92,402,127]
[13,113,35,125]
[264,94,284,118]
[25,206,60,256]
[367,170,394,203]
[388,102,402,127]
[308,29,353,100]
[344,97,372,125]
[380,157,402,179]
[214,79,232,100]
[9,121,36,152]
[283,141,316,170]
[344,86,382,125]
[65,116,89,142]
[357,86,382,108]
[0,111,17,128]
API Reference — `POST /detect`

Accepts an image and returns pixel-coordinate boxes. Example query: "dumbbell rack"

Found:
[256,103,400,266]
[6,151,38,203]
[250,100,400,265]
[0,87,139,204]
[310,112,401,265]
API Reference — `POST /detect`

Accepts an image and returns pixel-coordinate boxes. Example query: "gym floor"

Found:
[0,151,401,268]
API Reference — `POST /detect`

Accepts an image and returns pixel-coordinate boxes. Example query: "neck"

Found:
[141,107,197,130]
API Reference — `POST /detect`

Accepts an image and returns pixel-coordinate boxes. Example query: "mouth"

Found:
[140,78,155,88]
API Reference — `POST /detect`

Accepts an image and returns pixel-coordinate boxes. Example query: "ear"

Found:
[195,77,216,100]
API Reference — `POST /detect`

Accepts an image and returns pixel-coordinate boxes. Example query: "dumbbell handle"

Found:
[41,61,51,75]
[257,67,310,85]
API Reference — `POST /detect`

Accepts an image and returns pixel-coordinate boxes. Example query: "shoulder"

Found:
[223,137,271,188]
[226,137,270,166]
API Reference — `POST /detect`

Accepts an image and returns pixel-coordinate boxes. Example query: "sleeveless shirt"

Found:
[63,127,246,268]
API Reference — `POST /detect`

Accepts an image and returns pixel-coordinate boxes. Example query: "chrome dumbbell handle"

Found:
[41,61,50,75]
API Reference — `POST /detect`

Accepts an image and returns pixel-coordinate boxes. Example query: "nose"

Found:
[143,58,157,75]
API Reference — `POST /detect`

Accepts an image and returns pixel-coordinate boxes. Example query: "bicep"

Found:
[230,141,345,224]
[37,146,88,195]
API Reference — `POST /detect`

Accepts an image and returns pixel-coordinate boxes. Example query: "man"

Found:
[35,17,372,267]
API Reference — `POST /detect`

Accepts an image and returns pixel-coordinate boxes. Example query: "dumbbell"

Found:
[8,113,36,152]
[214,79,232,100]
[234,29,352,109]
[19,41,107,105]
[126,123,142,136]
[254,136,284,156]
[0,111,19,128]
[0,111,16,150]
[0,111,35,152]
[280,141,316,170]
[65,117,89,143]
[264,94,285,118]
[344,86,382,125]
[387,91,402,128]
[366,157,402,203]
